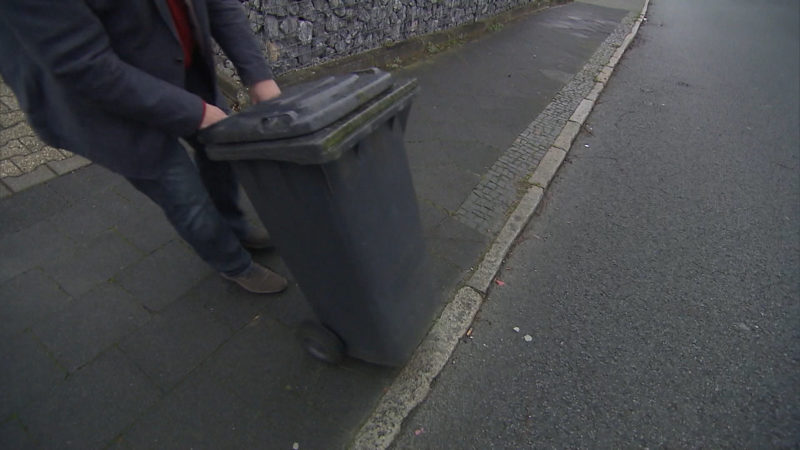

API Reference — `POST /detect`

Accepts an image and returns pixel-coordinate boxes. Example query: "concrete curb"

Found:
[0,154,91,195]
[351,286,483,449]
[467,186,545,294]
[350,0,650,447]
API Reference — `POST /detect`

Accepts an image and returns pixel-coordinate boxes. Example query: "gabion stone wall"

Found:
[218,0,550,79]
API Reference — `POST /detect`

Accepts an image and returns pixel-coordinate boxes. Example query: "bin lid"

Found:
[199,68,393,144]
[205,78,419,165]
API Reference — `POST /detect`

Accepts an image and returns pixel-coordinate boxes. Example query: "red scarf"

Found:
[166,0,195,67]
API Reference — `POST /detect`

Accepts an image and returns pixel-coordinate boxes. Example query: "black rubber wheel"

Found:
[297,322,345,364]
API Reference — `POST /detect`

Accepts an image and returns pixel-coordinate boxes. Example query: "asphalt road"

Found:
[394,0,800,447]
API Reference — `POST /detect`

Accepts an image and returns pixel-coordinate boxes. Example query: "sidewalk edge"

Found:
[350,0,650,447]
[352,286,483,449]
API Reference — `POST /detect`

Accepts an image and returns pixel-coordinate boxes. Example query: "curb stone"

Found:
[529,146,568,189]
[0,154,91,194]
[553,121,582,151]
[467,185,545,294]
[351,0,651,447]
[2,165,57,193]
[569,98,596,125]
[586,81,604,102]
[351,286,483,449]
[46,155,92,177]
[596,65,614,84]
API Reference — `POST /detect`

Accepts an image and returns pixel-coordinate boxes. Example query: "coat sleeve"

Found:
[0,0,205,137]
[205,0,274,86]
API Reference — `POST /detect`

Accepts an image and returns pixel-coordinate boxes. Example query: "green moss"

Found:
[320,82,418,156]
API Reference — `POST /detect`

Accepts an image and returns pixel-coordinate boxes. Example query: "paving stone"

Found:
[33,282,151,372]
[0,110,25,128]
[0,123,33,147]
[273,283,317,329]
[0,159,20,177]
[0,332,66,420]
[195,251,296,330]
[43,163,124,204]
[3,165,57,193]
[18,136,44,152]
[122,368,269,449]
[196,318,307,407]
[110,179,163,214]
[417,197,448,233]
[0,418,37,448]
[426,252,470,300]
[197,317,395,449]
[426,216,490,270]
[185,271,277,331]
[41,229,142,297]
[117,240,211,312]
[105,436,134,450]
[19,348,160,450]
[298,358,398,441]
[0,182,72,235]
[11,147,65,172]
[410,162,481,214]
[113,208,178,255]
[0,267,71,338]
[0,139,28,159]
[119,297,233,390]
[46,188,140,242]
[46,154,91,176]
[0,216,76,284]
[0,92,19,109]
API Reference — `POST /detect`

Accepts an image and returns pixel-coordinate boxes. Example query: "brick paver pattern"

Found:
[0,79,90,195]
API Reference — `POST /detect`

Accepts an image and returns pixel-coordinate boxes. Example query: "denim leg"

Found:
[184,136,250,238]
[126,144,251,276]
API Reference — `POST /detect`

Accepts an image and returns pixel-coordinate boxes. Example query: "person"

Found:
[0,0,288,294]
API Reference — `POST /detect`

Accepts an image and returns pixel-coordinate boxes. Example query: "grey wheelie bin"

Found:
[199,68,436,367]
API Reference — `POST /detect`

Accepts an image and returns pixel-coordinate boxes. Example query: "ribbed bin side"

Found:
[233,108,435,365]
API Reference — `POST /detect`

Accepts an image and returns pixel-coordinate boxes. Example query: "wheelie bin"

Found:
[199,68,436,367]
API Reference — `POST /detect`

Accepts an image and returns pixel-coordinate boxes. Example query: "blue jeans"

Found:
[126,138,252,276]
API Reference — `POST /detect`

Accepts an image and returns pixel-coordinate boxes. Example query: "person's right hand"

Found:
[199,103,228,129]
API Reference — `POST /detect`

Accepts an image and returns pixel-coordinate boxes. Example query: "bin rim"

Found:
[205,78,419,165]
[199,68,394,144]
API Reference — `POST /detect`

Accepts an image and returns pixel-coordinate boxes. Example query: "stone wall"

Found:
[217,0,553,79]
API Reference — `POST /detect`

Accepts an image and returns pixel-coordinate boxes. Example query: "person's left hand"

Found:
[250,79,281,104]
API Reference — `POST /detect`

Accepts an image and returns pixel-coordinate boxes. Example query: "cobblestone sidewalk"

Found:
[0,80,90,198]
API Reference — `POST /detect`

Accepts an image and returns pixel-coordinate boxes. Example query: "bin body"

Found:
[203,71,435,366]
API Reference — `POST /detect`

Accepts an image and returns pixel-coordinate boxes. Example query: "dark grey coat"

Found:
[0,0,272,177]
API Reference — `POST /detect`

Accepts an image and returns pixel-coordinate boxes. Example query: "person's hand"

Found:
[249,79,281,104]
[199,103,228,129]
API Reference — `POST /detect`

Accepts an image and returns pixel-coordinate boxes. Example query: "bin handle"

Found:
[259,112,298,133]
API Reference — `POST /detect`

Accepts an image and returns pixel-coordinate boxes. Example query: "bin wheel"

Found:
[298,322,345,364]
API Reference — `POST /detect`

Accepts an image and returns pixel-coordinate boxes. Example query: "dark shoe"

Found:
[221,262,288,294]
[240,226,274,250]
